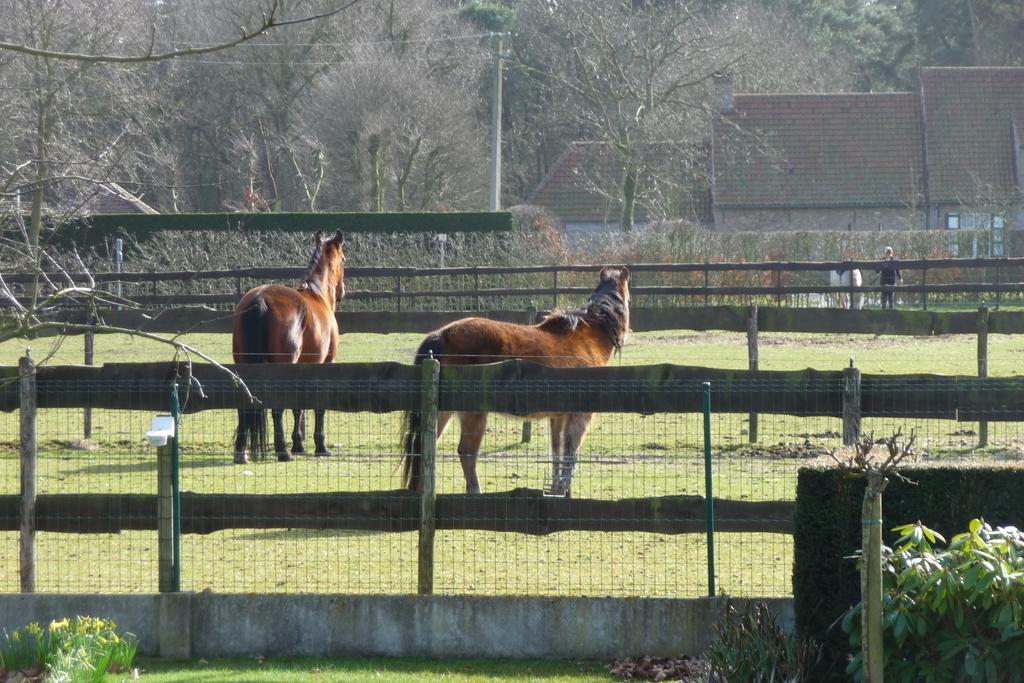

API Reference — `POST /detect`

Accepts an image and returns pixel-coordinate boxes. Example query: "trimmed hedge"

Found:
[793,465,1024,676]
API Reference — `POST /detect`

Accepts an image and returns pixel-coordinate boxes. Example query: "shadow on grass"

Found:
[65,458,230,476]
[247,527,388,541]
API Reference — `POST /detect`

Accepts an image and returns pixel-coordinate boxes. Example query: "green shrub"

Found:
[0,616,138,683]
[843,519,1024,682]
[793,466,1024,677]
[705,602,824,683]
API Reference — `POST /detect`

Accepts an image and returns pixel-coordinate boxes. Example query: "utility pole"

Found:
[488,32,507,211]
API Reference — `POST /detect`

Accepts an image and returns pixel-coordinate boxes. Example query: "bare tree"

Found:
[300,0,490,211]
[0,0,359,377]
[519,0,734,232]
[513,0,856,230]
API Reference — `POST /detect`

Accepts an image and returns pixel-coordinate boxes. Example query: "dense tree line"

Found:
[1,0,1021,236]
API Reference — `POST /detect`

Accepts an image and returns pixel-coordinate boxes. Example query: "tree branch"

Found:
[0,0,362,64]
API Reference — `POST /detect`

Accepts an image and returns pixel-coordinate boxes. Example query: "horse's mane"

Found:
[297,240,326,296]
[538,273,629,351]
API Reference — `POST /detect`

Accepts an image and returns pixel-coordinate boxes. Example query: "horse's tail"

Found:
[235,297,269,461]
[401,333,445,491]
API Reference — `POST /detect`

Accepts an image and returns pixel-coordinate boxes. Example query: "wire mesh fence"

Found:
[1,365,1022,598]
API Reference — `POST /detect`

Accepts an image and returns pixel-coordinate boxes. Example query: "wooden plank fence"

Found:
[1,360,1021,418]
[5,257,1024,318]
[21,304,1024,337]
[3,359,1023,593]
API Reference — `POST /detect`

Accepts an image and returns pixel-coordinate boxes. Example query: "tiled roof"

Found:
[528,142,709,224]
[712,93,925,208]
[529,143,621,222]
[921,67,1024,203]
[83,183,158,215]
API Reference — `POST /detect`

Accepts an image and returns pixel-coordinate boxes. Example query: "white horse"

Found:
[829,269,863,309]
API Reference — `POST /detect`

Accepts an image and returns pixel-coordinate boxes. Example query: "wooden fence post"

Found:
[862,472,887,683]
[83,325,94,439]
[921,266,928,311]
[418,357,440,595]
[474,269,481,311]
[747,305,759,443]
[847,260,855,308]
[994,265,1001,310]
[843,361,862,447]
[19,352,37,593]
[552,269,559,311]
[521,302,536,444]
[977,304,989,448]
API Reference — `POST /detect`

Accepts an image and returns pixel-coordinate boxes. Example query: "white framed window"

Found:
[946,214,960,255]
[962,213,976,229]
[992,214,1005,257]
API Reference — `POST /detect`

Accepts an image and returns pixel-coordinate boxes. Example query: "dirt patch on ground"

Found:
[608,656,706,681]
[721,440,833,460]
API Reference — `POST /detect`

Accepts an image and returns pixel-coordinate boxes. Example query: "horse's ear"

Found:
[314,230,324,244]
[619,266,630,282]
[334,230,344,245]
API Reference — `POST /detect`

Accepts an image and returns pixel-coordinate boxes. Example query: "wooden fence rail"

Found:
[0,491,796,536]
[1,360,1022,419]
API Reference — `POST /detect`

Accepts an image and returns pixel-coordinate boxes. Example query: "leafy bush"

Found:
[0,616,138,683]
[705,602,824,683]
[843,519,1024,682]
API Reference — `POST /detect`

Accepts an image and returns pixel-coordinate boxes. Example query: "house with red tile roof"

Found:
[531,67,1022,252]
[711,90,926,232]
[919,67,1023,255]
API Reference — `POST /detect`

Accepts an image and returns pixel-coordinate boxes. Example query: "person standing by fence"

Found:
[876,246,902,309]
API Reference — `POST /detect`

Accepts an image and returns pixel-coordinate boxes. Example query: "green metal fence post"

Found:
[171,383,181,592]
[977,304,989,448]
[158,384,181,593]
[702,381,715,597]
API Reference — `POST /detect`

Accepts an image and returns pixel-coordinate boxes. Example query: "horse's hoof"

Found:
[314,449,331,458]
[233,453,249,465]
[277,453,293,462]
[291,447,306,456]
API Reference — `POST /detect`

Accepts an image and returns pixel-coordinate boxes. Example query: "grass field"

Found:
[114,656,616,682]
[2,326,1022,598]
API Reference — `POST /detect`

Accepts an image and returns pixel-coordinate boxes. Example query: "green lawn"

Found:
[7,326,1024,374]
[1,327,1021,598]
[115,657,615,682]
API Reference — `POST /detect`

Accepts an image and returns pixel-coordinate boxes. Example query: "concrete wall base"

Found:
[0,594,793,660]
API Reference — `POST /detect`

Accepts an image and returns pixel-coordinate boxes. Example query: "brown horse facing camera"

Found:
[402,267,630,497]
[232,230,346,463]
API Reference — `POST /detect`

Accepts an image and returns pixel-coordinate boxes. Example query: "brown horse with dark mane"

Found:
[402,266,629,497]
[232,230,346,463]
